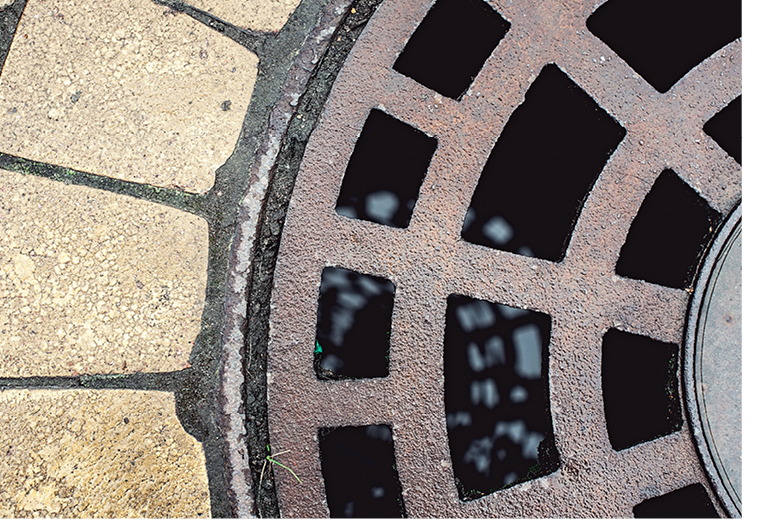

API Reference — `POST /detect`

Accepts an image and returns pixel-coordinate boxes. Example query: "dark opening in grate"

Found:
[336,110,437,228]
[704,95,741,164]
[461,64,626,262]
[633,483,719,518]
[315,267,395,379]
[319,425,405,518]
[615,169,721,289]
[392,0,510,100]
[586,0,742,93]
[444,295,559,499]
[601,329,682,451]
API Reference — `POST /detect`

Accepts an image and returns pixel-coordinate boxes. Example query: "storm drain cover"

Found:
[239,0,741,517]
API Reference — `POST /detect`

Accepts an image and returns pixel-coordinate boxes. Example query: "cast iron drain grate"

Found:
[244,0,741,517]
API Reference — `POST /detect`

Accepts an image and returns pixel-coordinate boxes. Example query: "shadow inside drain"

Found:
[336,110,437,228]
[393,0,510,100]
[633,483,719,518]
[462,64,625,262]
[704,95,741,164]
[616,169,721,289]
[319,425,405,518]
[601,329,682,451]
[315,267,395,379]
[444,295,559,499]
[587,0,741,93]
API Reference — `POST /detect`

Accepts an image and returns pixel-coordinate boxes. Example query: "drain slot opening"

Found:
[615,169,721,289]
[587,0,741,93]
[601,329,683,451]
[704,95,741,164]
[315,267,395,379]
[319,425,406,518]
[462,64,625,262]
[633,483,719,518]
[336,110,437,228]
[392,0,510,100]
[444,295,559,499]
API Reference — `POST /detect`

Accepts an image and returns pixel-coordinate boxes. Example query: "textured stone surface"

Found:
[0,389,210,517]
[0,0,258,193]
[186,0,301,32]
[0,169,209,377]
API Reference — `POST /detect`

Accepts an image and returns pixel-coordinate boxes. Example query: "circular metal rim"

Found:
[683,202,742,517]
[215,0,357,515]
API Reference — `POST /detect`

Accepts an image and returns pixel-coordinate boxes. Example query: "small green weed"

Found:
[260,445,302,484]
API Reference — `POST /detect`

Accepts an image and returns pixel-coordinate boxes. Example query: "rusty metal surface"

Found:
[217,0,354,516]
[684,204,742,517]
[261,0,741,516]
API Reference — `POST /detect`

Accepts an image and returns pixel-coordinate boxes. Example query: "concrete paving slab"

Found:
[0,169,208,377]
[0,388,210,517]
[186,0,301,32]
[0,0,258,193]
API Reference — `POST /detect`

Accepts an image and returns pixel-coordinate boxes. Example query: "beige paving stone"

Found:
[186,0,301,32]
[0,389,210,517]
[0,169,209,377]
[0,0,14,10]
[0,0,258,193]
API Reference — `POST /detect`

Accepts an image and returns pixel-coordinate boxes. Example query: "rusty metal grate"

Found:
[251,0,741,516]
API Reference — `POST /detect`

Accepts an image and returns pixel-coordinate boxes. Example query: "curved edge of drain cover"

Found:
[217,0,355,516]
[683,201,742,518]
